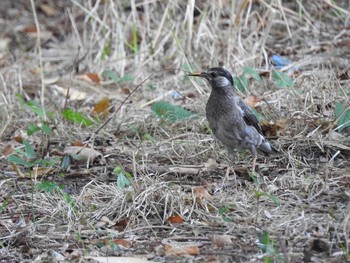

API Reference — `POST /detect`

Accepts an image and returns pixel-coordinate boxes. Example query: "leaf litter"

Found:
[1,1,350,262]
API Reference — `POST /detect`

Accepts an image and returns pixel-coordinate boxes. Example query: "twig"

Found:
[93,73,154,135]
[64,46,81,109]
[30,0,46,120]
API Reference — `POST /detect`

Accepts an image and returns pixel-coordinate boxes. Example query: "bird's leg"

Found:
[252,156,257,173]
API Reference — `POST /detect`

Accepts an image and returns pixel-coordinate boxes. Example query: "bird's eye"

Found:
[210,72,217,78]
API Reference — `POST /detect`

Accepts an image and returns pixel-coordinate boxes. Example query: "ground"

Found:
[1,1,350,262]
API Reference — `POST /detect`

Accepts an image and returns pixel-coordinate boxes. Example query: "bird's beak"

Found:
[187,72,206,77]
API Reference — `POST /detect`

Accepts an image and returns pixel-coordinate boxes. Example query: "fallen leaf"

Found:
[164,244,200,256]
[39,3,57,16]
[244,95,261,108]
[89,256,156,263]
[64,146,103,163]
[76,73,101,84]
[94,97,110,117]
[210,235,233,247]
[193,186,212,202]
[114,217,130,231]
[112,239,132,248]
[2,145,13,156]
[22,25,37,33]
[12,164,56,179]
[260,119,287,137]
[72,141,85,147]
[13,136,24,144]
[51,85,87,101]
[167,215,184,224]
[121,88,130,94]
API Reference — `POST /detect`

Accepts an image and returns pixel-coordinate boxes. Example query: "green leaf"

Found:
[23,140,36,159]
[146,83,155,90]
[272,70,293,88]
[27,100,45,119]
[113,166,132,190]
[41,123,53,135]
[16,94,52,119]
[101,41,110,60]
[103,70,120,83]
[143,133,156,143]
[120,74,135,82]
[259,231,274,253]
[243,66,261,81]
[181,64,192,72]
[151,101,197,122]
[218,206,230,215]
[182,64,193,81]
[132,24,138,53]
[62,108,94,126]
[64,193,75,207]
[27,124,41,136]
[61,154,71,170]
[36,180,57,192]
[103,70,135,83]
[255,191,280,207]
[7,154,33,167]
[16,93,26,106]
[335,102,350,132]
[233,75,249,93]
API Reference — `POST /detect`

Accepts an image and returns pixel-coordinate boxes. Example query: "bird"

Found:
[188,67,277,171]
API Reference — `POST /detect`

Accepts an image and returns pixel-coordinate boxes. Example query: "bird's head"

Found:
[188,67,234,89]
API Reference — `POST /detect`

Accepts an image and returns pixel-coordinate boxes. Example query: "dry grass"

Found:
[1,0,350,262]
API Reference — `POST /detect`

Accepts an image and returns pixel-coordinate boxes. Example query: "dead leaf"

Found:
[11,163,26,178]
[2,145,13,156]
[112,239,132,248]
[193,186,212,202]
[167,215,184,224]
[39,4,57,16]
[164,244,200,256]
[244,95,261,108]
[76,73,101,84]
[89,256,155,263]
[22,25,37,33]
[13,136,24,144]
[114,217,130,232]
[72,141,85,147]
[93,97,110,117]
[204,158,218,169]
[261,119,287,137]
[50,85,87,101]
[210,234,233,247]
[121,88,130,95]
[12,165,56,179]
[64,146,103,163]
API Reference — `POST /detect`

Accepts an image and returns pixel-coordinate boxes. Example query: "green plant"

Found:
[151,100,197,122]
[272,70,293,88]
[113,166,133,190]
[218,205,235,222]
[258,231,281,263]
[16,94,53,136]
[334,102,350,132]
[233,66,261,93]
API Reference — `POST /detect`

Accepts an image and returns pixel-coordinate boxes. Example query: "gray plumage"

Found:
[188,67,277,169]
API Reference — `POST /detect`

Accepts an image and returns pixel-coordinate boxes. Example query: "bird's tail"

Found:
[258,141,279,156]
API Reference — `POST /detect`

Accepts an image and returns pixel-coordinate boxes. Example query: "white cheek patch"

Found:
[216,76,230,86]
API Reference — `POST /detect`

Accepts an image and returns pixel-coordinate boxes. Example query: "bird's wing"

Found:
[237,99,263,135]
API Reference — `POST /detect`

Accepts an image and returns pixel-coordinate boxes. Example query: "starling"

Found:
[188,67,277,171]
